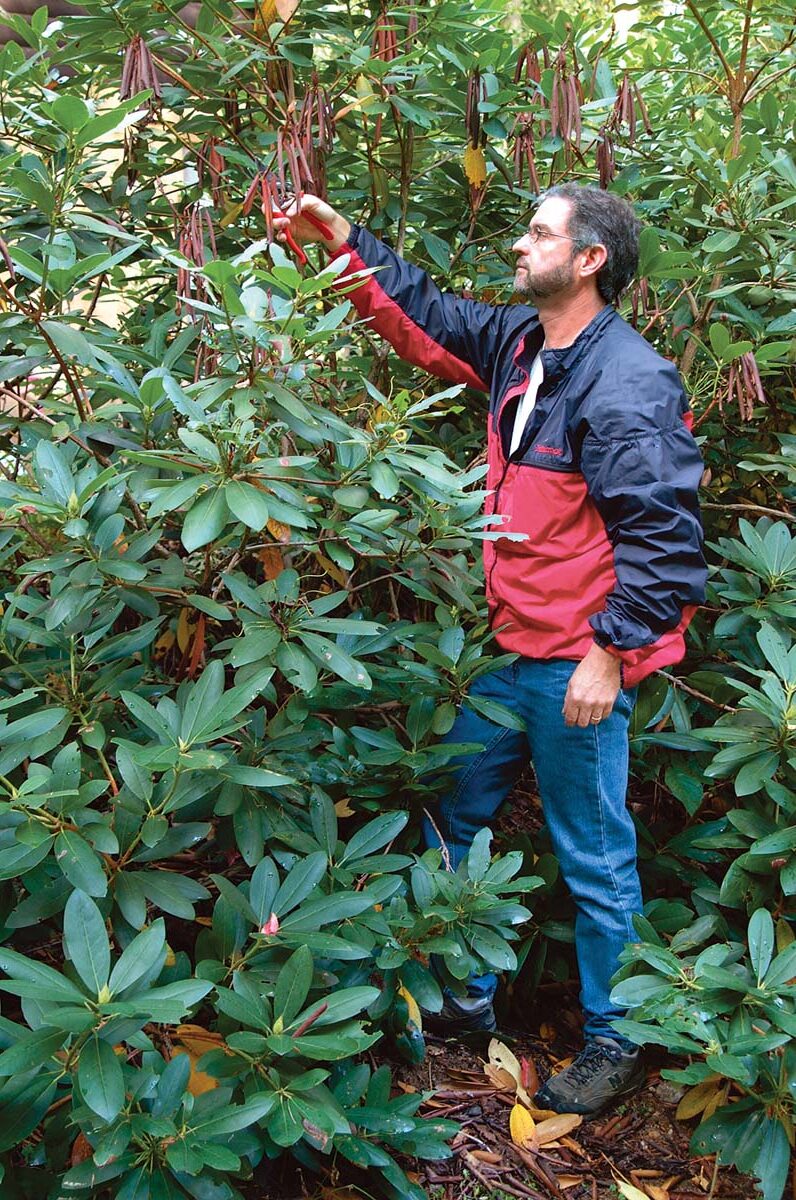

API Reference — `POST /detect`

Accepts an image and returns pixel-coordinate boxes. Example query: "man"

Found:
[274,185,707,1115]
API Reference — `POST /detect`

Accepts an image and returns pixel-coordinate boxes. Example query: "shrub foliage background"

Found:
[0,0,794,1196]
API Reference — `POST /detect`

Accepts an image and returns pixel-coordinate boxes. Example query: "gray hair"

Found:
[544,183,642,304]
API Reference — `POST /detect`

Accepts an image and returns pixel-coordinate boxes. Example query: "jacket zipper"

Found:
[487,372,529,603]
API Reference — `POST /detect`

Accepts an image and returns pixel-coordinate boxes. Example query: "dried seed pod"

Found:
[197,137,226,208]
[0,236,15,279]
[596,126,616,188]
[511,113,539,192]
[466,69,487,149]
[514,42,543,87]
[119,34,162,103]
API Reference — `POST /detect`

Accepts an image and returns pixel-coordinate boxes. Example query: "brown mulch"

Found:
[388,1029,765,1200]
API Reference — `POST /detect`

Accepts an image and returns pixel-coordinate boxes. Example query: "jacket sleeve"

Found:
[580,359,707,670]
[331,224,522,393]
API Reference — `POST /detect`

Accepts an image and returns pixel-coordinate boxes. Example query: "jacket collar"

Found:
[539,305,615,383]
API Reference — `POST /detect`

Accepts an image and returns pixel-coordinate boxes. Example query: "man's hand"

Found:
[272,194,351,255]
[562,643,622,728]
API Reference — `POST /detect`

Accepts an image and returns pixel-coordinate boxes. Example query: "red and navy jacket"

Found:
[332,225,707,687]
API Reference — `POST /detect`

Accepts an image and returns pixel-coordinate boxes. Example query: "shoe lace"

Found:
[567,1041,619,1087]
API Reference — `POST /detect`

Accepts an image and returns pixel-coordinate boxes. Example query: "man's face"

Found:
[511,196,578,301]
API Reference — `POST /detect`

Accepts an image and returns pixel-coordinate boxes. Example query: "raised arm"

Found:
[274,195,524,393]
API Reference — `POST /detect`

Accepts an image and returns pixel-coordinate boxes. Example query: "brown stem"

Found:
[700,501,796,524]
[685,0,735,87]
[654,670,737,713]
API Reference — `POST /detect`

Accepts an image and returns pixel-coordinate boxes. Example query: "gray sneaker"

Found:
[424,992,497,1034]
[533,1036,645,1116]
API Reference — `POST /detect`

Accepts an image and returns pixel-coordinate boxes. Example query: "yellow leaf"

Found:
[397,985,422,1030]
[266,518,291,544]
[463,143,486,187]
[314,551,348,587]
[675,1077,722,1121]
[219,201,244,230]
[702,1084,728,1121]
[616,1184,650,1200]
[334,798,355,817]
[488,1038,521,1087]
[776,917,795,953]
[173,1025,228,1097]
[509,1103,536,1149]
[254,0,299,30]
[176,606,194,653]
[558,1178,584,1190]
[154,629,175,658]
[530,1112,582,1148]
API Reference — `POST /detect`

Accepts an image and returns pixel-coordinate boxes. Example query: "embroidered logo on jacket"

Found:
[533,444,563,456]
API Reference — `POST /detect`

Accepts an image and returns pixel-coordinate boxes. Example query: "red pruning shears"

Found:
[242,172,334,267]
[273,203,334,267]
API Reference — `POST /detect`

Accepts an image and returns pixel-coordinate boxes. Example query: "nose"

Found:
[512,234,530,256]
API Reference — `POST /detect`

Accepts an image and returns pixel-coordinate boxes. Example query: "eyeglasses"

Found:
[525,226,577,244]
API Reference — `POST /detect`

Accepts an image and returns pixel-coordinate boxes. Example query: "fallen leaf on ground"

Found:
[558,1177,584,1190]
[530,1112,582,1148]
[484,1063,517,1090]
[675,1077,723,1121]
[487,1038,535,1106]
[521,1054,540,1095]
[509,1102,536,1148]
[616,1182,650,1200]
[470,1150,503,1164]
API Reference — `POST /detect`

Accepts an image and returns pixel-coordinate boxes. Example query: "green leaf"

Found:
[108,919,166,996]
[274,945,314,1025]
[35,440,74,506]
[250,857,280,926]
[466,827,492,883]
[748,908,774,982]
[297,631,372,689]
[180,658,225,745]
[225,480,271,530]
[54,830,107,897]
[272,852,328,916]
[0,1028,65,1077]
[50,95,91,132]
[78,1036,125,1121]
[0,946,87,1002]
[64,889,110,995]
[182,488,229,552]
[465,694,526,730]
[0,1072,58,1154]
[189,1092,277,1135]
[339,811,408,865]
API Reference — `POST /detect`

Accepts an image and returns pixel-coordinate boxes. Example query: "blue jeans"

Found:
[422,656,642,1041]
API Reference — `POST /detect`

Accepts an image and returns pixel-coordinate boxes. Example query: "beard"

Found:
[514,258,575,301]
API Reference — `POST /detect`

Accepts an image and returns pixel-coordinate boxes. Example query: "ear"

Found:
[576,242,607,283]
